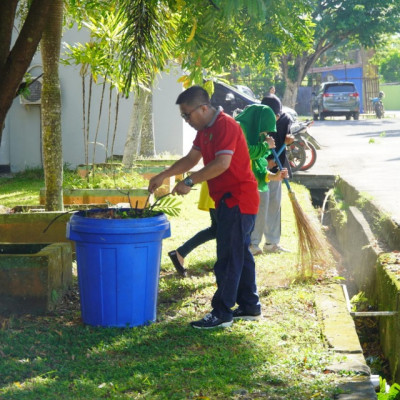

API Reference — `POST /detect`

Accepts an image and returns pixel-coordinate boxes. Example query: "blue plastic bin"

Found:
[66,209,171,327]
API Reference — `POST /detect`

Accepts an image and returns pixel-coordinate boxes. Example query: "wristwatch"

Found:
[183,176,194,187]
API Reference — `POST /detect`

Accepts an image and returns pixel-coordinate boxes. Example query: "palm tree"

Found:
[122,86,150,165]
[139,91,155,157]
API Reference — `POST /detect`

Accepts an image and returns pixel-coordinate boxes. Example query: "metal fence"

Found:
[363,77,380,114]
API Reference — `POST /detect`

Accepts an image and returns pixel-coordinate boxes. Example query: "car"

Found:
[211,81,258,116]
[311,81,360,121]
[234,84,256,99]
[211,81,297,121]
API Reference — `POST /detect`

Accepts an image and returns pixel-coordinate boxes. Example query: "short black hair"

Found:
[261,94,282,116]
[176,85,210,106]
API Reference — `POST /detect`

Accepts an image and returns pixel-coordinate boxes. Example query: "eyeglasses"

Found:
[181,103,208,120]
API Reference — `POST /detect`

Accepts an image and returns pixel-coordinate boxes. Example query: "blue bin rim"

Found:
[71,208,164,221]
[67,208,171,235]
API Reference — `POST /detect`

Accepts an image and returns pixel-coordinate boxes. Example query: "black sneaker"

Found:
[190,313,233,329]
[232,308,261,321]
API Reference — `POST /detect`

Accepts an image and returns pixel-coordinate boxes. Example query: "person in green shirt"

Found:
[235,104,288,255]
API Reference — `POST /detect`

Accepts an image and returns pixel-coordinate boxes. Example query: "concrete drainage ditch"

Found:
[293,172,400,398]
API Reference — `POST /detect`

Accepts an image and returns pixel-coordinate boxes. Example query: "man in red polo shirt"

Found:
[148,85,261,329]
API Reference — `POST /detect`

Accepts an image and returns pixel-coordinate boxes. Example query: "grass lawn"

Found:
[0,170,44,207]
[0,171,348,399]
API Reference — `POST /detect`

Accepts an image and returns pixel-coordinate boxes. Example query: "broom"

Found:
[270,148,331,278]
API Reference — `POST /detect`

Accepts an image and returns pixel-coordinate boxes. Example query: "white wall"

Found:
[153,66,197,157]
[0,116,10,170]
[1,25,193,172]
[8,98,42,171]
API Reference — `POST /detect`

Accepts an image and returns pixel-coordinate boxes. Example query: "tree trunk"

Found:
[280,54,308,109]
[41,0,63,211]
[105,85,113,161]
[280,42,334,109]
[0,0,52,141]
[110,93,120,163]
[122,87,149,166]
[282,80,300,109]
[92,78,107,165]
[139,92,156,157]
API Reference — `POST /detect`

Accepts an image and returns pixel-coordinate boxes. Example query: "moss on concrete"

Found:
[0,211,72,244]
[0,243,72,315]
[376,254,400,383]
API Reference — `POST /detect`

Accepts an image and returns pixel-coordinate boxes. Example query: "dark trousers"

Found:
[177,209,217,258]
[211,199,260,321]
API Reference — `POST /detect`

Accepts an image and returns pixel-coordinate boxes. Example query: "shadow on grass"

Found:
[0,314,286,399]
[0,269,340,399]
[161,257,215,281]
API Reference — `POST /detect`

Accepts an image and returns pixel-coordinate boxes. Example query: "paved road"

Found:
[300,112,400,225]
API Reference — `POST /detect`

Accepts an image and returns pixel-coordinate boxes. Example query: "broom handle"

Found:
[270,148,292,192]
[276,143,286,157]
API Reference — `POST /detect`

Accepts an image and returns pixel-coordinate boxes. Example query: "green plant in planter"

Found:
[85,194,181,219]
[63,167,148,189]
[44,193,181,234]
[135,194,182,217]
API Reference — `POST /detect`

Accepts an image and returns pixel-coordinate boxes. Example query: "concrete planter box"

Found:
[0,210,73,245]
[134,160,182,179]
[39,188,150,206]
[0,243,72,315]
[134,167,176,196]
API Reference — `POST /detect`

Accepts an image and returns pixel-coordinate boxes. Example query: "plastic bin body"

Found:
[66,210,170,327]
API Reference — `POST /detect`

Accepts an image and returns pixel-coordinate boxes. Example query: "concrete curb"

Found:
[315,285,377,399]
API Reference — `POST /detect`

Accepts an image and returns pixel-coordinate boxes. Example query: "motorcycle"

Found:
[233,107,320,172]
[371,91,385,119]
[285,120,321,172]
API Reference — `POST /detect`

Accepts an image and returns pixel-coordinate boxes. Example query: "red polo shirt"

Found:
[193,111,259,214]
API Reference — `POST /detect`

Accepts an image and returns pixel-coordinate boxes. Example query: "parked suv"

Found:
[311,81,360,120]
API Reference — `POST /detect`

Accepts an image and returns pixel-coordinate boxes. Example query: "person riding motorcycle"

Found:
[371,91,385,118]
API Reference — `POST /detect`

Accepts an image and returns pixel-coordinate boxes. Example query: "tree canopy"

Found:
[3,0,400,146]
[278,0,400,107]
[372,36,400,83]
[118,0,314,94]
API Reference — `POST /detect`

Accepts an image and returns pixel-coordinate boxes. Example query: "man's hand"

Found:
[148,174,165,193]
[268,168,289,181]
[280,168,289,180]
[285,134,295,145]
[261,133,275,149]
[171,180,192,195]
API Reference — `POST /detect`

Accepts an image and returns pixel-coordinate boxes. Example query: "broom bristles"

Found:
[288,191,331,278]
